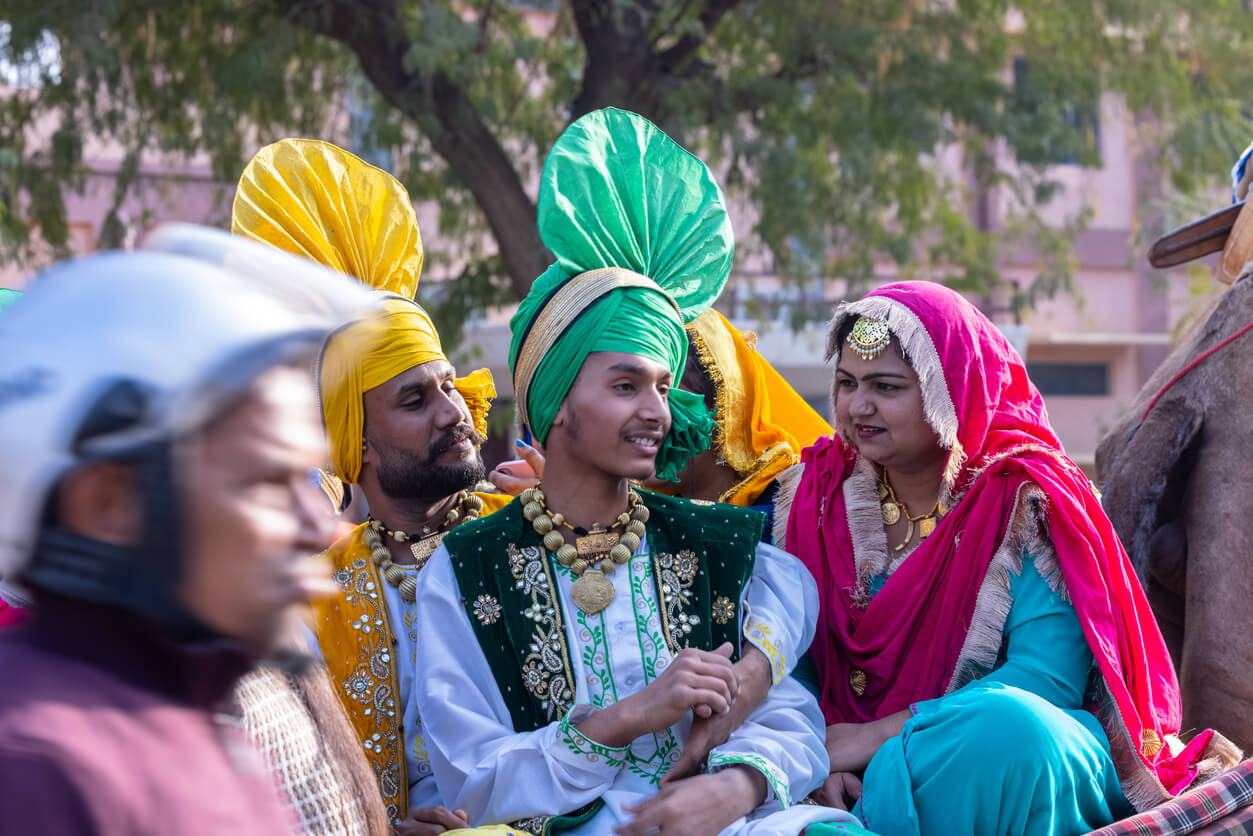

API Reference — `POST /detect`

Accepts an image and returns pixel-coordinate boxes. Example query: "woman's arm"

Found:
[978,548,1093,709]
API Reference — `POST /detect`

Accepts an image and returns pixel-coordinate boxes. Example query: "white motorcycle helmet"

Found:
[0,224,377,633]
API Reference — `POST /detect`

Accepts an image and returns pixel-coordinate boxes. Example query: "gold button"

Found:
[850,668,867,696]
[1141,728,1163,758]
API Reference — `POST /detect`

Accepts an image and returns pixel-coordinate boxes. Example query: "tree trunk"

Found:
[287,0,740,299]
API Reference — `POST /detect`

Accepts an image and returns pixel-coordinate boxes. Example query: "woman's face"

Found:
[834,340,946,474]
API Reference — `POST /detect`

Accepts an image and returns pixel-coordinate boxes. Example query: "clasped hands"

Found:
[570,642,769,836]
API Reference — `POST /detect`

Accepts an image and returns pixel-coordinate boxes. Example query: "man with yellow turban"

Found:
[411,109,853,836]
[232,138,511,833]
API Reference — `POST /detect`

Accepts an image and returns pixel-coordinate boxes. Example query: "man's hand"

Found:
[812,771,863,811]
[615,767,766,836]
[395,806,470,835]
[487,441,545,495]
[661,645,772,784]
[575,643,739,748]
[642,642,739,725]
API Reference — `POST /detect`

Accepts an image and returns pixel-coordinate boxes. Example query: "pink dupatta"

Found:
[787,282,1216,809]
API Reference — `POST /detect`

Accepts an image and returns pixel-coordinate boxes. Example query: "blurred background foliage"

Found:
[2,0,1252,327]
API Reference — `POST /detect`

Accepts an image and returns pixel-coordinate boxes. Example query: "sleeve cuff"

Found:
[554,704,630,770]
[743,620,788,685]
[707,751,791,809]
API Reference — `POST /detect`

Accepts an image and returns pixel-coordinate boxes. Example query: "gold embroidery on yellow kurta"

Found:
[314,524,407,824]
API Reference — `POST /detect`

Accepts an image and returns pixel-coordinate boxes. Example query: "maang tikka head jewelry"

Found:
[847,316,892,361]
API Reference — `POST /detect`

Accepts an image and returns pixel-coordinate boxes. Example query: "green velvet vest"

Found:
[442,490,764,835]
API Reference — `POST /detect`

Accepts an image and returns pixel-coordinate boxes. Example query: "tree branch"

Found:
[476,0,496,55]
[655,0,740,69]
[281,0,550,299]
[569,0,741,121]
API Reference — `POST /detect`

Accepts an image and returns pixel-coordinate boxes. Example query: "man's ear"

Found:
[56,462,143,546]
[550,402,569,429]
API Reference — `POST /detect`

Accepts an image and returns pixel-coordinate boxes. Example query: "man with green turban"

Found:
[413,109,852,835]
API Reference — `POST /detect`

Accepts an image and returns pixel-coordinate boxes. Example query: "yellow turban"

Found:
[232,139,494,482]
[231,138,424,297]
[687,310,833,505]
[318,297,494,482]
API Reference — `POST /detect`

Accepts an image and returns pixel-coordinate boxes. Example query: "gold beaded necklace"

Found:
[364,490,485,603]
[878,470,944,552]
[519,484,649,615]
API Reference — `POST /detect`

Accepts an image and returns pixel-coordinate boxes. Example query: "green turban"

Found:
[509,108,733,480]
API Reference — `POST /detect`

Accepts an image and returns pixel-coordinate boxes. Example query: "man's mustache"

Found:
[425,424,482,462]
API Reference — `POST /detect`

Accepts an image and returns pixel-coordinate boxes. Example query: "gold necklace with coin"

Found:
[878,470,944,552]
[519,484,648,615]
[365,490,485,603]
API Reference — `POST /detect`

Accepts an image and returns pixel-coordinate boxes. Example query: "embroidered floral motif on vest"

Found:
[654,550,701,653]
[509,544,576,720]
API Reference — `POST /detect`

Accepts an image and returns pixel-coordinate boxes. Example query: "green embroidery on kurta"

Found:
[628,556,668,682]
[568,565,618,709]
[445,491,764,735]
[708,751,791,809]
[558,709,629,767]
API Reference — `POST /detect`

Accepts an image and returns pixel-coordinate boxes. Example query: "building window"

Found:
[1026,362,1109,396]
[1011,57,1101,166]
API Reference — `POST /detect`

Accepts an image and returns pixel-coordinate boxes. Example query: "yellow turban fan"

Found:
[687,310,833,505]
[232,138,493,482]
[232,137,424,297]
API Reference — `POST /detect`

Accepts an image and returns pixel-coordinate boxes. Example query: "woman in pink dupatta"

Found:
[784,282,1237,836]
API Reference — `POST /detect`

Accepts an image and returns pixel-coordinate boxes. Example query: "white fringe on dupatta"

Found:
[944,482,1051,694]
[772,462,805,551]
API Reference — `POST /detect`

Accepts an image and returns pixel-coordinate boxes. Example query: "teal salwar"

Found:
[810,552,1131,836]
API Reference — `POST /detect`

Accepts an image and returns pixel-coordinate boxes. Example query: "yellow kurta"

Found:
[312,491,512,823]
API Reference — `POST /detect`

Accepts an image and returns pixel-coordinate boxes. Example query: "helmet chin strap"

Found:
[23,440,221,644]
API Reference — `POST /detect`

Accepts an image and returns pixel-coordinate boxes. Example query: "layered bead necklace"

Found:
[364,490,485,603]
[519,484,649,615]
[878,470,945,552]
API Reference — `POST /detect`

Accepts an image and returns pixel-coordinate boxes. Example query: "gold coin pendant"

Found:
[571,569,615,614]
[880,501,901,526]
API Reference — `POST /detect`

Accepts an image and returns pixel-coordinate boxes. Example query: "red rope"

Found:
[1142,318,1253,420]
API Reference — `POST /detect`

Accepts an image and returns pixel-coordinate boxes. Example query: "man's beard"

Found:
[368,424,487,501]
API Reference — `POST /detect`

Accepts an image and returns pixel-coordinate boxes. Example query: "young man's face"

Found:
[359,359,486,500]
[549,351,672,481]
[177,366,335,654]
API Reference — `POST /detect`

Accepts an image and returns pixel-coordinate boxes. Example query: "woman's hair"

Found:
[832,313,862,357]
[682,331,718,411]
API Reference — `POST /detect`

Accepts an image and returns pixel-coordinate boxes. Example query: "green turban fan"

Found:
[509,108,733,480]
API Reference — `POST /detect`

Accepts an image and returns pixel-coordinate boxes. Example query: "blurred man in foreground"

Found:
[0,227,374,835]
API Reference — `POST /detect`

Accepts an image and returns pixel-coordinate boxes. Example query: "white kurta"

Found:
[379,570,443,811]
[413,536,855,835]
